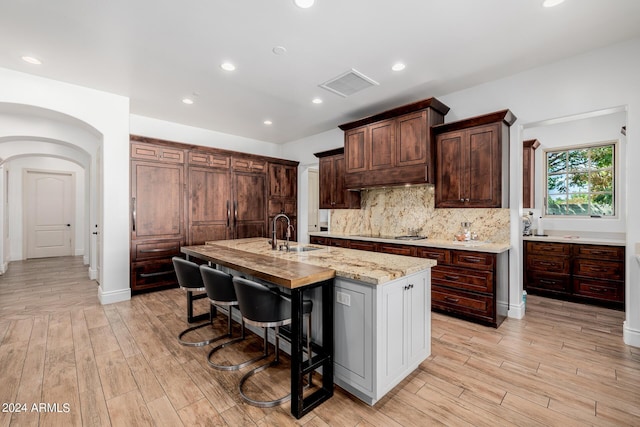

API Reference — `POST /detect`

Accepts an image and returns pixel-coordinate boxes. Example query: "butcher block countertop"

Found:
[182,237,436,287]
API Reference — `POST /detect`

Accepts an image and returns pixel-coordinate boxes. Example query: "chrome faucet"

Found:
[271,213,292,251]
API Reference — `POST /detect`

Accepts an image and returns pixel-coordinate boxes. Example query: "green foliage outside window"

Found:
[546,143,615,216]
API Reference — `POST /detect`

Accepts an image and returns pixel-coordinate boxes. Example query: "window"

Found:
[545,142,615,216]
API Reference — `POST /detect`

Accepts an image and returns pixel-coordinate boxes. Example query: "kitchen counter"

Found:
[308,231,510,254]
[201,237,436,285]
[522,231,625,246]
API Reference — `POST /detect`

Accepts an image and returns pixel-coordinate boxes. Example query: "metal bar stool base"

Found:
[239,358,292,408]
[177,321,220,347]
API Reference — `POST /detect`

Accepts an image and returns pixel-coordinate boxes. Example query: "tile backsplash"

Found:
[330,185,510,243]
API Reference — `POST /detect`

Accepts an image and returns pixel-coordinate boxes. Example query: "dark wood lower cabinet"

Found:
[309,235,507,327]
[524,240,624,309]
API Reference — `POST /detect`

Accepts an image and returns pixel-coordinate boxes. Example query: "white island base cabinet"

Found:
[333,269,431,405]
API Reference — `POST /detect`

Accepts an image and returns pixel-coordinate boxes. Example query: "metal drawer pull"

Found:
[140,247,178,253]
[588,286,607,293]
[444,275,460,281]
[538,261,555,267]
[140,270,174,278]
[539,279,556,285]
[463,257,482,263]
[403,284,415,290]
[444,296,460,303]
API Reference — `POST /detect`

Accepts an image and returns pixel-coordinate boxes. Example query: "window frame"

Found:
[542,139,618,218]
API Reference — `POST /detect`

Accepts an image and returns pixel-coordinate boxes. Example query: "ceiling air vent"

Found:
[319,68,379,97]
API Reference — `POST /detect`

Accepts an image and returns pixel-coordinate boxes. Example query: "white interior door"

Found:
[308,169,319,232]
[25,170,75,259]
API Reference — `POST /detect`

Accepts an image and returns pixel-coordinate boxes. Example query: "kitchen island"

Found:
[182,238,436,407]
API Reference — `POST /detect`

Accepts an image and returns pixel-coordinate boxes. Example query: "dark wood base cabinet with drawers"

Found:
[309,236,509,327]
[524,241,625,310]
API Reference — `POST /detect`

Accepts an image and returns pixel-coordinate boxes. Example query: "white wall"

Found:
[284,37,640,347]
[5,157,85,260]
[0,67,131,305]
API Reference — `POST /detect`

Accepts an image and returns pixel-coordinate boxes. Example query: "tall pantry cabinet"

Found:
[130,136,298,292]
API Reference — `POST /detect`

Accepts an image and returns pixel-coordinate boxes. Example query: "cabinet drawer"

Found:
[526,254,570,274]
[268,199,296,216]
[525,241,571,256]
[417,247,450,264]
[573,259,624,281]
[310,236,327,245]
[188,151,230,168]
[573,277,624,303]
[328,238,349,248]
[232,157,267,172]
[133,240,182,261]
[131,259,178,291]
[432,265,493,293]
[378,243,417,257]
[432,285,494,324]
[573,244,624,260]
[349,240,377,252]
[451,251,495,271]
[131,143,184,163]
[526,271,570,294]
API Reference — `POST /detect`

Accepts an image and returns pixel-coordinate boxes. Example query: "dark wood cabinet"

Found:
[130,136,298,292]
[340,98,449,189]
[524,240,624,309]
[522,139,540,209]
[315,148,360,209]
[308,235,507,327]
[433,110,516,208]
[130,150,186,291]
[267,162,298,242]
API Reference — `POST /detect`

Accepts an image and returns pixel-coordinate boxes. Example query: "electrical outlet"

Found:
[336,291,351,306]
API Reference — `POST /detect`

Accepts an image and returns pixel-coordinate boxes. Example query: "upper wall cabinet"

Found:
[339,98,450,189]
[315,148,361,209]
[432,110,516,208]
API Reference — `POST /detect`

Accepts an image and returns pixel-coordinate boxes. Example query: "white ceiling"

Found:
[1,0,639,144]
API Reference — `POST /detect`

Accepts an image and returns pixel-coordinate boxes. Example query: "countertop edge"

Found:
[522,235,626,246]
[309,232,511,253]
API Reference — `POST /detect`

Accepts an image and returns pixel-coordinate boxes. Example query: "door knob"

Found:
[66,224,71,227]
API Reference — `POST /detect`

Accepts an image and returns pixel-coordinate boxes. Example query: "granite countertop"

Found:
[193,237,436,286]
[308,232,511,254]
[522,232,625,246]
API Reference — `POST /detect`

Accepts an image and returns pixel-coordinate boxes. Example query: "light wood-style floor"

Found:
[1,256,639,426]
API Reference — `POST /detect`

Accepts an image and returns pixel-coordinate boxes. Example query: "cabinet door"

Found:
[435,131,465,207]
[269,163,296,198]
[318,156,334,209]
[381,278,408,384]
[396,111,427,167]
[131,161,185,240]
[188,167,231,244]
[345,127,368,173]
[407,272,429,366]
[369,119,395,171]
[467,124,500,207]
[233,172,266,238]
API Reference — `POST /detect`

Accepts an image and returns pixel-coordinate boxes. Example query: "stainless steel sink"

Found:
[394,235,427,241]
[288,246,322,252]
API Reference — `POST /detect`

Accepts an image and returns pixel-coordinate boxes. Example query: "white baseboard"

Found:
[88,267,97,280]
[98,286,131,305]
[623,321,640,348]
[83,255,89,265]
[0,262,7,275]
[508,301,525,320]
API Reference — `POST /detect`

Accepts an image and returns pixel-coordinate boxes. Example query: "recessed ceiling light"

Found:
[294,0,315,8]
[542,0,565,7]
[182,98,194,105]
[263,120,273,125]
[312,98,323,104]
[392,62,406,71]
[220,62,236,71]
[21,56,42,65]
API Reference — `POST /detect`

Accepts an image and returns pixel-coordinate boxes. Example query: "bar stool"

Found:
[233,277,313,408]
[199,265,269,371]
[172,257,218,347]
